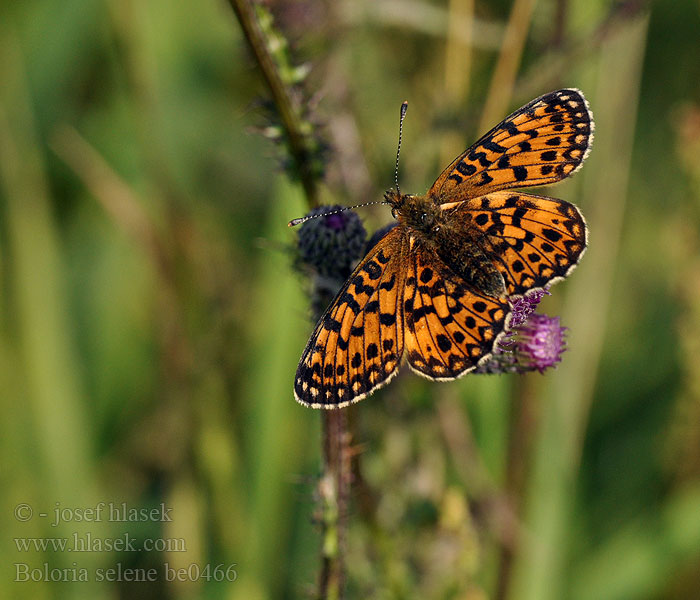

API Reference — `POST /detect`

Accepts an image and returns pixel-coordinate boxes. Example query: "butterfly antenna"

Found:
[395,101,409,195]
[289,101,408,228]
[288,201,385,227]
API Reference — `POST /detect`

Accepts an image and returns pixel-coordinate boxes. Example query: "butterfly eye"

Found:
[421,212,427,223]
[391,207,399,219]
[433,225,440,233]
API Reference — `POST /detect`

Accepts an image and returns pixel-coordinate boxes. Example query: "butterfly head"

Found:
[385,189,443,236]
[383,188,401,207]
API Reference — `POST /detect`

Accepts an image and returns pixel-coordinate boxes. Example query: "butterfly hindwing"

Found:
[429,89,593,201]
[403,238,510,379]
[294,227,407,408]
[458,191,587,296]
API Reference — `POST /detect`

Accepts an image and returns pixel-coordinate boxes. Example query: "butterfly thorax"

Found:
[386,190,445,236]
[386,189,506,298]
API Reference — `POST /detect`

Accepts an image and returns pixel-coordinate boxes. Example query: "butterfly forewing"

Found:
[430,89,593,201]
[458,191,587,296]
[403,239,510,379]
[294,227,408,408]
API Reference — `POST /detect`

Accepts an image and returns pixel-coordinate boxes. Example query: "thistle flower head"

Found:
[508,289,550,328]
[296,205,366,280]
[476,289,567,374]
[513,314,567,372]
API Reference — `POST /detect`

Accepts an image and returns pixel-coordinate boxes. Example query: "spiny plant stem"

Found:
[227,0,319,204]
[319,410,351,599]
[227,3,350,595]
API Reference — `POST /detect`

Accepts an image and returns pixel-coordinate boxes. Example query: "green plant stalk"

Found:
[227,0,318,204]
[494,376,539,600]
[227,4,367,596]
[315,367,352,599]
[478,0,536,133]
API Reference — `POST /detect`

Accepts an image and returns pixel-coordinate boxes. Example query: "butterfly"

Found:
[295,89,593,408]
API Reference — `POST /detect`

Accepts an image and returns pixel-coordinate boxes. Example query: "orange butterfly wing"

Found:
[453,191,588,296]
[430,89,593,202]
[403,237,510,379]
[294,227,408,408]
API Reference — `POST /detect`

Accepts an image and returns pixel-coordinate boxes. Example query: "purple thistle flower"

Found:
[295,205,367,319]
[508,289,550,328]
[513,314,567,372]
[476,290,567,374]
[296,205,366,280]
[324,212,348,231]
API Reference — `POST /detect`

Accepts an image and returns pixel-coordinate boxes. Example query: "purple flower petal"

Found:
[514,314,567,372]
[476,293,567,374]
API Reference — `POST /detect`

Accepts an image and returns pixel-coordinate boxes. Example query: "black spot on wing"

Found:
[380,312,396,326]
[513,166,528,181]
[483,139,507,153]
[477,172,494,186]
[420,268,434,283]
[339,292,361,314]
[542,228,563,242]
[436,334,452,352]
[362,260,382,280]
[456,162,477,176]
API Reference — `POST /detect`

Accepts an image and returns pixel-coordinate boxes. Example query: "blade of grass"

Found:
[571,483,700,600]
[0,34,109,600]
[438,0,474,169]
[443,0,473,102]
[478,0,537,134]
[232,178,316,600]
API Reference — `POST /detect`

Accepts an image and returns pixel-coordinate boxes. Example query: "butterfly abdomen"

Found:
[435,223,507,298]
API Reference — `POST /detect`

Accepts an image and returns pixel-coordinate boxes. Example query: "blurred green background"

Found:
[2,0,700,598]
